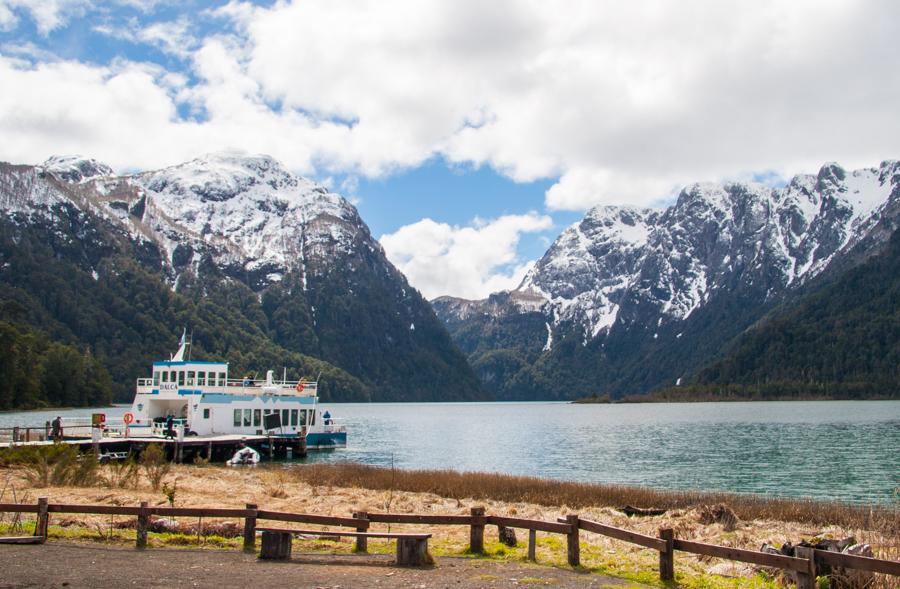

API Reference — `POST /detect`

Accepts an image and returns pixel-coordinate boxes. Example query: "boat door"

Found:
[202,406,214,435]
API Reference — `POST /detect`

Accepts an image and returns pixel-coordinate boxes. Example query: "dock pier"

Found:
[0,432,307,463]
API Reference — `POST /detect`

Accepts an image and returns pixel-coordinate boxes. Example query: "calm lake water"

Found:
[3,401,899,505]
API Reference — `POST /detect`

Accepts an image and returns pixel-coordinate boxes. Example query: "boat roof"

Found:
[153,360,228,367]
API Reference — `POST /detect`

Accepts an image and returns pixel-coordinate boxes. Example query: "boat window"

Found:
[233,409,241,427]
[253,409,261,427]
[218,372,226,386]
[243,409,252,427]
[282,409,289,426]
[177,371,185,386]
[187,371,195,386]
[164,371,171,383]
[299,409,307,426]
[290,409,298,426]
[153,372,160,386]
[203,408,210,419]
[208,372,216,386]
[310,411,315,426]
[197,372,206,386]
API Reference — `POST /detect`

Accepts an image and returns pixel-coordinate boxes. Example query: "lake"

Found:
[2,401,898,505]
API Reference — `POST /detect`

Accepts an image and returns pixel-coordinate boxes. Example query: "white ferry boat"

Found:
[126,334,347,449]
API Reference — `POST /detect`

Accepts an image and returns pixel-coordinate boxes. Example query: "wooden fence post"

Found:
[658,527,675,581]
[469,507,485,554]
[353,511,369,553]
[36,497,49,543]
[243,503,258,552]
[565,514,580,567]
[136,501,149,549]
[528,529,537,562]
[794,546,817,589]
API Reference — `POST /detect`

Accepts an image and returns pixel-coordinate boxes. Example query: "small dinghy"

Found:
[227,446,260,466]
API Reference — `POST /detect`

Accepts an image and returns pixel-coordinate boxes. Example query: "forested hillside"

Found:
[661,228,900,399]
[0,214,370,405]
[435,161,900,400]
[0,318,113,410]
[0,155,483,408]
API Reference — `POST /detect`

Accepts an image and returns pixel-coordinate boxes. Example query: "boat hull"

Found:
[305,431,347,450]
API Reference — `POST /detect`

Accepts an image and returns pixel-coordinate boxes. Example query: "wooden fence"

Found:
[1,499,899,587]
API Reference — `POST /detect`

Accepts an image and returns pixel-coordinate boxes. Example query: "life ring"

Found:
[295,379,306,393]
[123,412,135,425]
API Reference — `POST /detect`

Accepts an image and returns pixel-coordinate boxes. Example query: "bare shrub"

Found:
[697,503,740,531]
[101,458,139,489]
[140,444,171,491]
[15,446,98,488]
[264,470,289,499]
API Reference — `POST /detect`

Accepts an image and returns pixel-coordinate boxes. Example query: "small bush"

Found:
[140,444,171,491]
[101,458,139,489]
[9,445,98,488]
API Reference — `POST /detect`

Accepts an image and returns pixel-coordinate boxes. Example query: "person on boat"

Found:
[51,416,63,442]
[165,414,175,439]
[323,410,332,426]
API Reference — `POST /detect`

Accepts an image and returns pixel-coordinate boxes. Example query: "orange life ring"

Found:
[123,412,134,425]
[295,379,305,393]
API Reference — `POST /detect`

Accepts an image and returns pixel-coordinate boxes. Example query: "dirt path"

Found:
[0,543,645,589]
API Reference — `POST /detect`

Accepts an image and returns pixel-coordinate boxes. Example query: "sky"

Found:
[1,1,898,300]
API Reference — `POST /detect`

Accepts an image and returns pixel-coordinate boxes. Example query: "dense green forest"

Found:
[0,202,453,407]
[651,229,900,400]
[0,319,113,410]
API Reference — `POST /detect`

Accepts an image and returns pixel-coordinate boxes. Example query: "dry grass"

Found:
[1,461,897,589]
[290,463,900,536]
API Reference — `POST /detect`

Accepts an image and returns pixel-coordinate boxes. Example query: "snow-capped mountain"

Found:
[434,160,900,399]
[0,153,372,289]
[0,153,483,402]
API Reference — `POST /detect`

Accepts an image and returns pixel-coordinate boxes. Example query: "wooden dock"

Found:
[0,432,307,463]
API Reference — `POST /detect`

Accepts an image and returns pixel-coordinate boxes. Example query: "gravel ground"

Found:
[0,543,646,589]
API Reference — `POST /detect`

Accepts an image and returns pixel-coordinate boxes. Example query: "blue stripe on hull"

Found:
[306,432,347,450]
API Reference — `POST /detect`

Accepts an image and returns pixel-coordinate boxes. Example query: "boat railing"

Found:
[134,378,318,392]
[321,424,347,433]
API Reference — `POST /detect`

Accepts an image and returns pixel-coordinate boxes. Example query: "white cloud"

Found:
[380,213,553,300]
[237,0,900,208]
[0,0,90,34]
[1,0,899,211]
[94,17,197,58]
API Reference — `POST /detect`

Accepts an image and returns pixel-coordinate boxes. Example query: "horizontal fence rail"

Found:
[364,513,478,526]
[673,538,812,573]
[576,517,667,551]
[0,498,898,585]
[814,549,900,577]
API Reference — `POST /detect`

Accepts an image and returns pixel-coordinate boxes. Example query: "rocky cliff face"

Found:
[0,153,483,402]
[435,161,900,400]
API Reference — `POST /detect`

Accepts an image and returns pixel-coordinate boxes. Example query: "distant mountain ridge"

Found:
[434,161,900,400]
[0,153,483,406]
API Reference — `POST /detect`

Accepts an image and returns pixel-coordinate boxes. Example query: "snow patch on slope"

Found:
[517,160,900,341]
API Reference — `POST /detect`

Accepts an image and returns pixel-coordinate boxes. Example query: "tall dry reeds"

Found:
[289,463,900,536]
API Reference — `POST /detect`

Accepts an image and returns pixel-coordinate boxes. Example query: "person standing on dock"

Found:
[51,416,63,442]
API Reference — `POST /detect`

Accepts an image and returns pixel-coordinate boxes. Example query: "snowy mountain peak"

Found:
[816,161,847,192]
[138,152,317,205]
[41,155,113,184]
[510,160,900,341]
[1,153,367,289]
